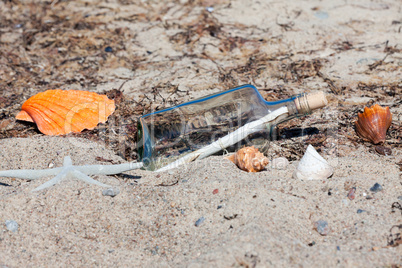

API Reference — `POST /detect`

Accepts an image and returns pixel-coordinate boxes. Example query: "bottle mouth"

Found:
[294,91,327,115]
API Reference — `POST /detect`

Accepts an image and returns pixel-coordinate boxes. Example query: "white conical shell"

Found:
[293,145,333,180]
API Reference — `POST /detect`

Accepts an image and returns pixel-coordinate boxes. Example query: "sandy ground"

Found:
[0,0,401,267]
[0,137,401,267]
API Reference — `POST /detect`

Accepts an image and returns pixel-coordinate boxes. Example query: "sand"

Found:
[0,0,401,267]
[0,137,401,267]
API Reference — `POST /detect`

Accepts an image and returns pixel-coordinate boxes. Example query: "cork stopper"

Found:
[294,91,327,114]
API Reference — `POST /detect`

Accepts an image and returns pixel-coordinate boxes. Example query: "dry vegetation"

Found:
[0,0,400,161]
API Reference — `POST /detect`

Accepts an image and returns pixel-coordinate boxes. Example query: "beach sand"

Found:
[0,0,401,266]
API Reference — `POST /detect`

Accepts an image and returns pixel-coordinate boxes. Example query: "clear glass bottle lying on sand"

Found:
[138,84,327,171]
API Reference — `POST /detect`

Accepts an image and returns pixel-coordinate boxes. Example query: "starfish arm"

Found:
[74,162,143,175]
[63,156,73,166]
[0,167,63,180]
[71,169,111,188]
[1,156,142,191]
[32,167,70,191]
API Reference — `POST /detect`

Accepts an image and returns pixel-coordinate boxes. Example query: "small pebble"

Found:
[327,188,332,196]
[271,157,289,170]
[5,220,19,232]
[314,11,329,19]
[356,58,380,65]
[314,220,330,236]
[102,188,120,197]
[347,187,356,200]
[104,46,113,52]
[336,246,340,251]
[212,189,219,194]
[375,145,392,156]
[370,183,383,193]
[357,209,365,214]
[398,196,402,201]
[217,205,223,209]
[195,216,205,227]
[342,199,350,206]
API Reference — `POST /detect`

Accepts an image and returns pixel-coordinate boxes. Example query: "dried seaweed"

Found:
[0,0,400,163]
[387,224,402,248]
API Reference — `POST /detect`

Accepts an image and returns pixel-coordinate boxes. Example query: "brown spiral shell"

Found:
[226,146,269,172]
[355,104,392,144]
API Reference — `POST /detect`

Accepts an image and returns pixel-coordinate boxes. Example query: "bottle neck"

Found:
[289,93,312,116]
[265,94,311,119]
[265,92,327,130]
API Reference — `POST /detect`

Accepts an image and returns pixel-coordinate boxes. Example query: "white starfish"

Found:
[0,156,143,191]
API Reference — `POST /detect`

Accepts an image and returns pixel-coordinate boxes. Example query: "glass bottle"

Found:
[137,84,327,170]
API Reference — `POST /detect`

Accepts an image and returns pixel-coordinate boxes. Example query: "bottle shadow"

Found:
[274,127,320,140]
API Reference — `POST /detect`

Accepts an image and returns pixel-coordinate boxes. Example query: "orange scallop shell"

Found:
[16,89,115,135]
[355,104,392,144]
[226,146,269,172]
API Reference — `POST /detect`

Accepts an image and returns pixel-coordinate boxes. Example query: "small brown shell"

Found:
[226,146,269,172]
[355,104,392,144]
